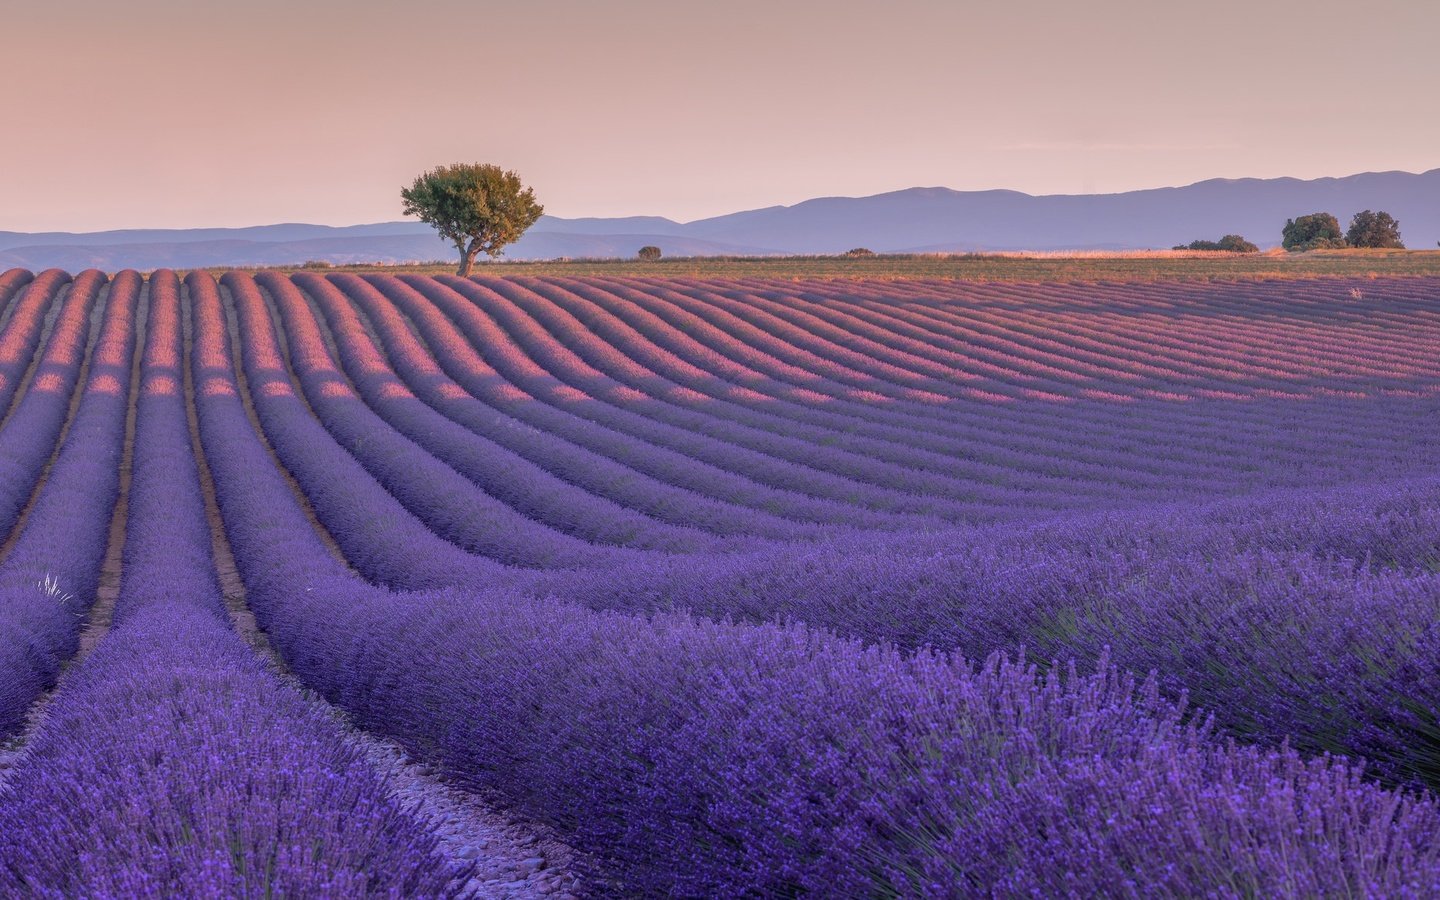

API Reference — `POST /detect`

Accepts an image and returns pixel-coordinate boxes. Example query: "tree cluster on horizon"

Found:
[1283,210,1404,251]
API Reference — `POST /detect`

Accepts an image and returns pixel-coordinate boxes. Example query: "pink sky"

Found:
[2,0,1436,231]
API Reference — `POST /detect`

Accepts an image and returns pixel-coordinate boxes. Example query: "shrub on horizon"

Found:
[843,247,875,257]
[638,245,662,261]
[1173,235,1259,253]
[1282,212,1346,251]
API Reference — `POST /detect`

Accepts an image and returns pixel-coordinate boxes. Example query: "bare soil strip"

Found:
[188,282,587,898]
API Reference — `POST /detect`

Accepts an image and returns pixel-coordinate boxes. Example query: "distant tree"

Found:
[1216,234,1259,253]
[1282,213,1345,251]
[401,163,543,275]
[843,247,875,257]
[638,245,662,261]
[1174,235,1259,253]
[1345,210,1404,249]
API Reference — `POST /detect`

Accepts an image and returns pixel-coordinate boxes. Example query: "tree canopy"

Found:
[638,245,662,261]
[1282,213,1345,252]
[1345,210,1404,249]
[401,163,543,275]
[1174,235,1259,253]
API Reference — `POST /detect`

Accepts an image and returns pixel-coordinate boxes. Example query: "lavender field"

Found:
[1,267,1439,896]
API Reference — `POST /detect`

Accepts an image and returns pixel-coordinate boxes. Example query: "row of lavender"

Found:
[0,271,464,893]
[231,269,1440,789]
[0,266,1437,892]
[191,270,1440,893]
[284,271,1440,540]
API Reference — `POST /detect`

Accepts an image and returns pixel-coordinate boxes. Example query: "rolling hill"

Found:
[2,168,1436,268]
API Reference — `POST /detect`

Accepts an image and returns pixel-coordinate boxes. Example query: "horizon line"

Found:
[3,165,1436,236]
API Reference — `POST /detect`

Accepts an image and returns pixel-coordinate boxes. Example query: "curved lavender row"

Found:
[730,275,1440,390]
[453,275,1059,516]
[617,275,1274,468]
[291,272,748,552]
[0,270,464,897]
[0,269,31,292]
[391,275,966,523]
[642,273,1272,434]
[822,280,1285,392]
[244,271,626,567]
[339,273,840,535]
[0,271,132,738]
[523,279,1440,783]
[589,274,1225,481]
[233,272,1440,787]
[884,278,1440,389]
[109,271,222,626]
[526,275,1157,502]
[193,272,509,590]
[528,274,1177,494]
[618,276,1440,500]
[0,609,466,898]
[918,283,1440,485]
[495,273,1440,515]
[538,468,1440,784]
[756,278,1191,393]
[603,274,1312,504]
[374,270,910,529]
[285,273,1440,783]
[692,276,1179,403]
[452,280,1440,781]
[849,277,1440,437]
[625,275,1234,471]
[0,270,71,424]
[189,321,1440,896]
[828,279,1351,456]
[0,269,33,330]
[0,271,107,543]
[724,276,1264,444]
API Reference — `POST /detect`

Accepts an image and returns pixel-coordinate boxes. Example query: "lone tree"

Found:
[638,245,662,261]
[1282,213,1345,251]
[401,163,543,275]
[1345,210,1404,249]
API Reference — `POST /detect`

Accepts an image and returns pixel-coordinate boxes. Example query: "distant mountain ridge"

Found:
[2,168,1437,269]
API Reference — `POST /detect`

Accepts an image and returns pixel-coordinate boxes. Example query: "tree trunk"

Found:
[456,246,480,277]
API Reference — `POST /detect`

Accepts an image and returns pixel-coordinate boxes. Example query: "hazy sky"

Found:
[2,0,1436,231]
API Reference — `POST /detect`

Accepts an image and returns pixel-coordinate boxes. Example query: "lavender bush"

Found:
[185,269,1440,893]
